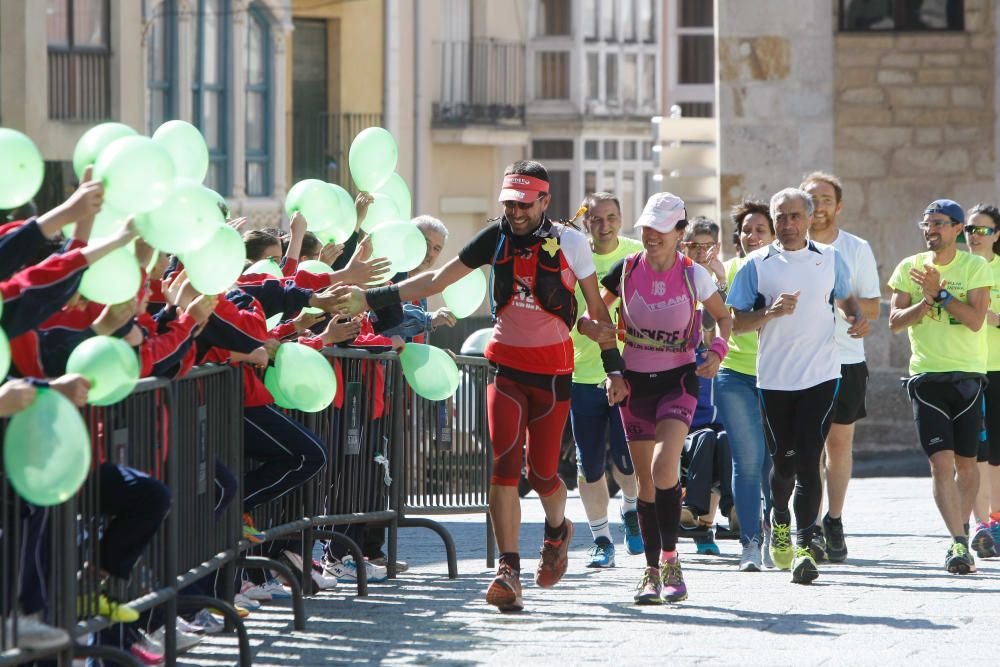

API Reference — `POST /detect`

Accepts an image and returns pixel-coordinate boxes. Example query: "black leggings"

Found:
[760,379,838,547]
[982,371,1000,465]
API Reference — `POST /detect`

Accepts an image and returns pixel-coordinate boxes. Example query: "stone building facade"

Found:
[717,0,1000,454]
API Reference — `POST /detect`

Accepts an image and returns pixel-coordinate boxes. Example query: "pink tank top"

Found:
[619,253,701,373]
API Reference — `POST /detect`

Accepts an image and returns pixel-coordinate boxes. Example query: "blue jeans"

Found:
[570,382,633,482]
[715,368,772,545]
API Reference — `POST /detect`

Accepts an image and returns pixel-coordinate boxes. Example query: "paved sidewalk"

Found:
[180,477,993,666]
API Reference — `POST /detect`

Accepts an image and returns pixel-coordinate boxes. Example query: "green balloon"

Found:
[244,258,282,278]
[66,335,140,406]
[285,181,355,241]
[0,129,44,209]
[135,178,225,254]
[0,328,10,380]
[349,127,398,192]
[442,269,487,318]
[298,260,334,275]
[152,120,210,182]
[91,203,129,238]
[368,220,427,275]
[94,136,176,214]
[399,343,460,401]
[72,122,137,179]
[79,246,141,305]
[180,223,245,295]
[272,342,336,412]
[3,389,91,506]
[360,193,401,233]
[264,366,293,408]
[376,173,412,219]
[330,184,357,237]
[284,179,324,217]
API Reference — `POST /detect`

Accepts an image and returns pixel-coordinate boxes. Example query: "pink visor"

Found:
[498,174,550,203]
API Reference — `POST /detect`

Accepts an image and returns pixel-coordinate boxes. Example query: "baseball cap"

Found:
[924,199,964,225]
[634,192,688,233]
[498,174,550,203]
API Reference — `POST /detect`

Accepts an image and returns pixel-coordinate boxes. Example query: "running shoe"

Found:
[945,542,975,575]
[971,522,995,559]
[823,514,848,562]
[77,593,140,623]
[739,538,763,572]
[145,625,205,653]
[233,593,261,611]
[621,510,644,555]
[808,525,828,562]
[762,525,775,569]
[323,556,389,583]
[485,564,523,612]
[633,566,662,605]
[242,513,266,544]
[209,605,250,619]
[281,550,338,590]
[239,579,273,602]
[2,614,70,651]
[370,556,409,573]
[791,546,819,584]
[129,637,165,666]
[991,519,1000,557]
[586,537,616,568]
[535,519,574,588]
[190,609,226,635]
[769,517,794,571]
[659,556,688,603]
[693,525,720,555]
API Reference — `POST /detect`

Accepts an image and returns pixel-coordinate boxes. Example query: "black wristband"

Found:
[365,285,402,311]
[601,348,626,374]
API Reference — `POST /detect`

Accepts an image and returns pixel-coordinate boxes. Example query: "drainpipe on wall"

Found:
[412,0,423,215]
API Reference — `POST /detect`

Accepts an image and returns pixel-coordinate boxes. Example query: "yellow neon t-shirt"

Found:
[887,250,993,375]
[988,255,1000,371]
[719,256,759,377]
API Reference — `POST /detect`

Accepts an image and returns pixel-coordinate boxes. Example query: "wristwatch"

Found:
[934,289,952,307]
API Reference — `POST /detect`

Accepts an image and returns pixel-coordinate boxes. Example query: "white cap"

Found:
[634,192,688,233]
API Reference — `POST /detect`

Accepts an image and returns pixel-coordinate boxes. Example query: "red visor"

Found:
[498,174,550,203]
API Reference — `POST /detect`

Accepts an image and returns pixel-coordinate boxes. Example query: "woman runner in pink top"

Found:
[597,193,732,604]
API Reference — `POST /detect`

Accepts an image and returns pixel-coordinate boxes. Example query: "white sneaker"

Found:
[280,549,336,590]
[146,625,204,653]
[259,576,292,599]
[233,593,261,610]
[323,556,387,583]
[739,538,763,572]
[762,527,775,569]
[3,614,70,650]
[239,580,273,601]
[191,609,225,635]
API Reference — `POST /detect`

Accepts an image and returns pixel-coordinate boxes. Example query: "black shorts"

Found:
[980,371,1000,465]
[832,362,868,425]
[904,374,985,459]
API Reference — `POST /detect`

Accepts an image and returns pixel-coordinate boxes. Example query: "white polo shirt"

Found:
[828,229,881,365]
[727,241,853,391]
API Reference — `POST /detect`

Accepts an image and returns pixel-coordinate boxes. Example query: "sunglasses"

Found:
[502,193,547,210]
[917,220,961,230]
[964,224,997,237]
[681,242,716,251]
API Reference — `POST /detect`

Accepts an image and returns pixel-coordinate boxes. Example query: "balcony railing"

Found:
[433,39,525,127]
[290,112,384,188]
[48,49,111,121]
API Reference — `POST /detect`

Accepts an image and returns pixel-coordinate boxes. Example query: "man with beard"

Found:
[889,199,992,575]
[800,172,881,563]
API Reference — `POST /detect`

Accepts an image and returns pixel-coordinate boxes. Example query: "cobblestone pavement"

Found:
[180,477,994,666]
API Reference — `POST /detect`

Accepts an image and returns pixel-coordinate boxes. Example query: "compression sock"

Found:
[636,500,661,568]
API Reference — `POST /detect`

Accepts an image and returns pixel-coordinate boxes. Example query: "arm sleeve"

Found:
[196,291,268,354]
[832,249,853,301]
[292,269,334,291]
[332,231,360,271]
[854,241,882,299]
[726,259,760,311]
[369,302,403,334]
[601,259,626,296]
[0,219,45,281]
[0,249,88,339]
[140,313,197,377]
[280,256,298,277]
[458,224,501,269]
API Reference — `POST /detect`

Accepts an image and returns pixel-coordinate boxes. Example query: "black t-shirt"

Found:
[458,222,503,269]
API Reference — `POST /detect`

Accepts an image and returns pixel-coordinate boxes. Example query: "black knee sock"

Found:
[636,500,661,568]
[655,483,683,553]
[499,552,521,572]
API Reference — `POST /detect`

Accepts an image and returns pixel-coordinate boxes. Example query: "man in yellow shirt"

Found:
[888,199,993,575]
[570,192,644,567]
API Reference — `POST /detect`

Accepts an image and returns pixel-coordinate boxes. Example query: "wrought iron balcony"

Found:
[433,39,525,127]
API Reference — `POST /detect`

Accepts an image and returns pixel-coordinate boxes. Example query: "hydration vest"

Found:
[617,251,702,351]
[488,216,577,330]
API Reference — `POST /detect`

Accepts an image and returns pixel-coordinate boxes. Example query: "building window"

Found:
[639,0,655,42]
[586,52,600,100]
[605,53,618,103]
[603,0,617,42]
[839,0,964,31]
[623,141,637,160]
[537,0,571,36]
[584,140,599,160]
[678,102,713,117]
[47,0,111,120]
[147,0,177,131]
[584,170,597,196]
[622,54,638,108]
[622,0,636,42]
[641,53,656,107]
[536,51,569,99]
[668,0,714,116]
[603,140,618,160]
[245,5,271,197]
[531,140,574,160]
[678,35,713,84]
[679,0,713,28]
[583,0,598,41]
[193,0,230,194]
